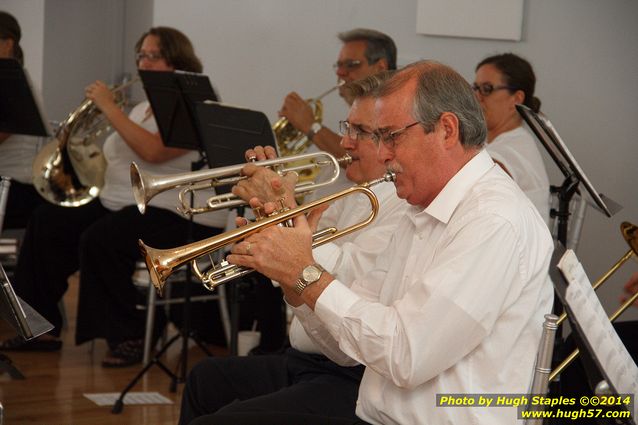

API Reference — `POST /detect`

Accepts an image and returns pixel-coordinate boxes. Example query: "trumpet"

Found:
[140,172,396,295]
[131,151,352,215]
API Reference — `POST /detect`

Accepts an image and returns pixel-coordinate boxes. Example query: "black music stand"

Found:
[551,246,637,424]
[516,105,621,246]
[112,70,219,414]
[0,59,53,380]
[516,105,622,404]
[0,264,54,379]
[113,74,277,414]
[194,101,278,357]
[0,58,51,137]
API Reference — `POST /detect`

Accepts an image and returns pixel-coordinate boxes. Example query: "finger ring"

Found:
[246,242,252,255]
[247,155,257,162]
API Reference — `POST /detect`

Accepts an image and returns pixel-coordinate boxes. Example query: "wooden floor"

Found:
[0,275,227,425]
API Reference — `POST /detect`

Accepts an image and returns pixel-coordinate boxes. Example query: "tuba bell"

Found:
[32,76,139,207]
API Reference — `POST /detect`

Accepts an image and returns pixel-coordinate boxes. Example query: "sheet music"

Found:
[559,249,638,419]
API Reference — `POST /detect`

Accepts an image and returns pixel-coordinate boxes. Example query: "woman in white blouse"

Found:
[473,53,551,224]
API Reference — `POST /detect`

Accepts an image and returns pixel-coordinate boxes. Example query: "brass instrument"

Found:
[32,76,139,206]
[272,83,342,157]
[140,172,396,295]
[131,151,352,215]
[549,221,638,382]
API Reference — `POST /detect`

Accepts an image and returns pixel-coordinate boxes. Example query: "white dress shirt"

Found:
[99,101,227,229]
[292,150,554,424]
[485,125,551,225]
[289,181,409,354]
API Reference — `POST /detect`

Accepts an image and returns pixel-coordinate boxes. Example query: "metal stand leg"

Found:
[0,353,24,380]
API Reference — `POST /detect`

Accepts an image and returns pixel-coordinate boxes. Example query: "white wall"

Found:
[0,0,45,91]
[153,0,638,318]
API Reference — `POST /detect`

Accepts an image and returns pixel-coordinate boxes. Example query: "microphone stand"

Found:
[112,156,212,414]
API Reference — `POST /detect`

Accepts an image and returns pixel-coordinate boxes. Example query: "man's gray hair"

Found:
[377,61,486,148]
[342,70,395,101]
[338,28,397,70]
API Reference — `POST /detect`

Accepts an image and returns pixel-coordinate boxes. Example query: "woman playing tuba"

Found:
[0,27,227,368]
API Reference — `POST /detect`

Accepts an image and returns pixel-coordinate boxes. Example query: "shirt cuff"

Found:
[314,278,360,337]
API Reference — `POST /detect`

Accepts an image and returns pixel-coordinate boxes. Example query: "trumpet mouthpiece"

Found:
[338,154,353,166]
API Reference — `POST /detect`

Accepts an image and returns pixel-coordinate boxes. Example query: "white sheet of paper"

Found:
[558,249,638,419]
[83,391,173,406]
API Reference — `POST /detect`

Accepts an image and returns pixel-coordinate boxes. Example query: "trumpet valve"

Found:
[253,206,265,220]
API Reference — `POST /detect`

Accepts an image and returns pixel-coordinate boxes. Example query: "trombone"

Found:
[139,172,396,295]
[131,151,352,215]
[549,221,638,382]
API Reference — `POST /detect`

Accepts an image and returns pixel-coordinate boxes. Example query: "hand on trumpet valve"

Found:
[279,91,315,133]
[227,209,315,293]
[232,163,298,209]
[244,145,278,162]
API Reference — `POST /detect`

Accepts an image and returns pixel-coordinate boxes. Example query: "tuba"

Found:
[32,76,139,207]
[272,83,342,157]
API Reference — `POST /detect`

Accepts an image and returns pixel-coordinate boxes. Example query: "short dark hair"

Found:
[377,61,487,148]
[338,28,397,70]
[476,53,541,113]
[0,11,24,65]
[135,26,202,73]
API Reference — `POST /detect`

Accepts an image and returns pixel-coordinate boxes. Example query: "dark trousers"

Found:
[12,199,220,342]
[2,181,45,230]
[179,348,369,425]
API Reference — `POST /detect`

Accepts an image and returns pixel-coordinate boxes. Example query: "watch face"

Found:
[302,265,321,282]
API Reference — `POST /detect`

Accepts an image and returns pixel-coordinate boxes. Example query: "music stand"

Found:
[0,58,51,137]
[516,104,621,246]
[552,246,637,424]
[113,76,277,413]
[194,101,278,357]
[138,69,218,151]
[0,264,54,379]
[113,71,219,414]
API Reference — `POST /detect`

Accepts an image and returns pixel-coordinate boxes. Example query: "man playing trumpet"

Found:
[222,61,553,424]
[179,73,409,425]
[279,28,397,158]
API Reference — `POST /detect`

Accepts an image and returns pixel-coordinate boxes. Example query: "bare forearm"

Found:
[102,105,188,163]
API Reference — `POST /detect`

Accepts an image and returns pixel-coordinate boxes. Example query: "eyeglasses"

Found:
[338,120,374,141]
[333,59,362,71]
[135,51,164,62]
[371,121,421,149]
[471,82,515,97]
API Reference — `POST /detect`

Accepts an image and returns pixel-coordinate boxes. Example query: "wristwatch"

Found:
[294,263,326,295]
[306,122,323,141]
